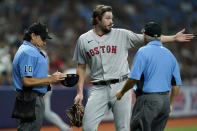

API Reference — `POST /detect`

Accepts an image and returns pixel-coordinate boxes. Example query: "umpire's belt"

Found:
[16,89,45,97]
[142,91,169,95]
[92,75,128,85]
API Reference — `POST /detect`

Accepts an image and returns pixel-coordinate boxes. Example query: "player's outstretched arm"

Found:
[161,29,194,43]
[74,63,86,105]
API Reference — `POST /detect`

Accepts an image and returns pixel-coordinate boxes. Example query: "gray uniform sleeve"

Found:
[123,29,143,49]
[73,37,86,64]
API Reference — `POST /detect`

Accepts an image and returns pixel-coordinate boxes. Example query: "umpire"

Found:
[116,21,182,131]
[12,22,66,131]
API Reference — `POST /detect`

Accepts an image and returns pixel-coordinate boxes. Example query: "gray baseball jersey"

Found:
[73,28,143,131]
[73,28,143,81]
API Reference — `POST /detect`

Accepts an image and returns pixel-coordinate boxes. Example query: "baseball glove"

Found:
[66,104,85,127]
[61,74,79,87]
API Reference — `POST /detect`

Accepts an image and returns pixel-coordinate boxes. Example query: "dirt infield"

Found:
[166,117,197,128]
[1,117,197,131]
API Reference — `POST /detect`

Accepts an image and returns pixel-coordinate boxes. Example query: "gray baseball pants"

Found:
[83,81,132,131]
[131,93,170,131]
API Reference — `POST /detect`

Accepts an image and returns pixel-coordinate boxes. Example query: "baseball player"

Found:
[44,89,72,131]
[40,50,72,131]
[73,5,194,131]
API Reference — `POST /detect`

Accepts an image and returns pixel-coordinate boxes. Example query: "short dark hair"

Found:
[23,22,52,41]
[91,5,112,26]
[23,30,32,41]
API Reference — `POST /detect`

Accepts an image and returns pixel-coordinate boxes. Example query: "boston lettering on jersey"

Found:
[87,45,117,57]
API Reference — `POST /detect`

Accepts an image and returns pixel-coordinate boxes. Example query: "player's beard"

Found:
[100,25,111,34]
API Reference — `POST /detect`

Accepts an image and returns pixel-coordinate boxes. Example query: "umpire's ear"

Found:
[31,33,37,41]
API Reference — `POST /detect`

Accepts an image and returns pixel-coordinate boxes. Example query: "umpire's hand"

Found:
[116,90,123,100]
[169,105,173,116]
[50,71,67,83]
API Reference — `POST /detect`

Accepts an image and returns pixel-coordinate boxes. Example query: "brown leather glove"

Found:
[66,104,85,127]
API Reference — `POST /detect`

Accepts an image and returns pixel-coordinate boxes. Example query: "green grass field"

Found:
[165,126,197,131]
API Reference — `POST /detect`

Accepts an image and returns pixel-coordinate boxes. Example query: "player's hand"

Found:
[50,71,66,83]
[116,90,123,100]
[74,93,83,105]
[169,105,173,116]
[175,28,195,42]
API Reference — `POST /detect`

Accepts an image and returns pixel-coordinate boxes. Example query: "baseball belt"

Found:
[92,75,128,85]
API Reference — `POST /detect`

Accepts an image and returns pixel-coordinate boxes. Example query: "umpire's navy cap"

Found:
[141,21,161,37]
[28,22,52,40]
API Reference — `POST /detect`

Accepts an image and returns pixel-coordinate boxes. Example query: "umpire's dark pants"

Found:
[17,91,45,131]
[131,93,170,131]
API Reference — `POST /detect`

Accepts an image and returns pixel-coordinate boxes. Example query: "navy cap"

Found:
[28,22,52,40]
[141,21,161,37]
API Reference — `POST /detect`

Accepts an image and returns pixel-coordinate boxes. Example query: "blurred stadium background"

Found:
[0,0,197,130]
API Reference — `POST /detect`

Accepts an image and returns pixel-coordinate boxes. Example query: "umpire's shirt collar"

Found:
[23,40,40,52]
[146,40,163,47]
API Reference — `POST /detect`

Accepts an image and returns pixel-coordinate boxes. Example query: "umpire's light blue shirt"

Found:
[129,41,182,93]
[12,40,49,94]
